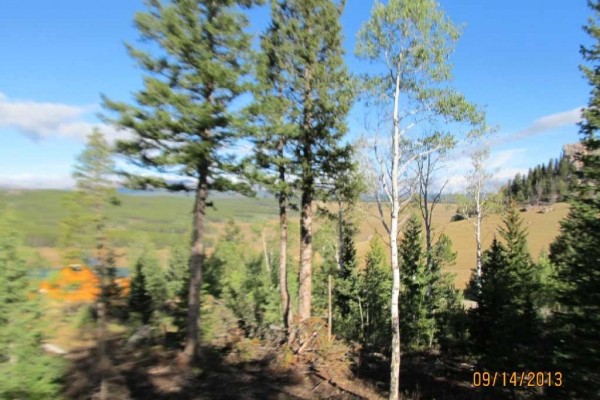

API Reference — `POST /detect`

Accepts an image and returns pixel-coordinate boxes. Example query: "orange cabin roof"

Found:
[40,265,129,302]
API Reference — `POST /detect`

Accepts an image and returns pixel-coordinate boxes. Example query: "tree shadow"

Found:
[354,349,497,400]
[63,338,307,400]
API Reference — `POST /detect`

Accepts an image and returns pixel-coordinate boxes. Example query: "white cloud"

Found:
[0,92,130,142]
[443,148,528,193]
[0,173,74,189]
[493,107,583,146]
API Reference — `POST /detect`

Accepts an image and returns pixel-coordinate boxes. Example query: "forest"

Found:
[0,0,599,399]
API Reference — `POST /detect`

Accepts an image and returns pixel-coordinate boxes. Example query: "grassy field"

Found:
[1,189,569,288]
[0,189,284,246]
[352,202,569,288]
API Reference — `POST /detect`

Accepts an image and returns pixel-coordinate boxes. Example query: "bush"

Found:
[450,213,466,222]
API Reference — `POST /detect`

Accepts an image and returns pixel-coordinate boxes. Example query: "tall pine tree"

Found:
[102,0,260,363]
[547,2,600,397]
[265,0,353,324]
[246,0,298,335]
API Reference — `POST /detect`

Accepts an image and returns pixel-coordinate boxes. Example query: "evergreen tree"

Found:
[128,255,154,325]
[362,236,392,350]
[67,128,119,399]
[0,211,63,398]
[266,0,353,323]
[547,2,600,397]
[246,0,297,335]
[166,244,190,301]
[143,250,168,313]
[469,206,542,375]
[103,0,261,362]
[399,216,434,350]
[467,238,507,365]
[100,249,122,317]
[504,152,577,204]
[167,245,191,339]
[333,214,363,342]
[429,234,461,348]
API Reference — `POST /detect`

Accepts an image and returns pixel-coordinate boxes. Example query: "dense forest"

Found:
[1,0,599,399]
[503,150,579,204]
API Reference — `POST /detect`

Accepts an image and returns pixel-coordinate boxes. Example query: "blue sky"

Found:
[0,0,591,189]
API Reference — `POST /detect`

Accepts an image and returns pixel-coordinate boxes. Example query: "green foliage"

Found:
[168,245,190,339]
[142,250,168,312]
[166,245,189,301]
[504,153,577,204]
[333,217,363,342]
[362,235,392,350]
[203,222,280,337]
[429,234,463,348]
[99,249,123,317]
[102,0,259,196]
[0,211,63,399]
[546,4,600,396]
[59,129,118,264]
[468,206,542,374]
[399,216,435,350]
[128,254,154,325]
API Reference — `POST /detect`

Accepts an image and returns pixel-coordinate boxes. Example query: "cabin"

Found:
[40,264,129,302]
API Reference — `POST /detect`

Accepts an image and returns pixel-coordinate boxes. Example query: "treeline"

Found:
[503,152,578,204]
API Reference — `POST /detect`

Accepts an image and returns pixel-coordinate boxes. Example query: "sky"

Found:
[0,0,592,190]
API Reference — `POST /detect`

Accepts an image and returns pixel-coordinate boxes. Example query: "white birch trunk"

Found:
[389,69,402,400]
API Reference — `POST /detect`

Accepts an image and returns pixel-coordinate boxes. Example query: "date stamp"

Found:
[472,371,563,387]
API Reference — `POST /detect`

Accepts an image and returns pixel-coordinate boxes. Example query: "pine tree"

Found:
[468,238,506,363]
[129,255,154,325]
[246,0,297,336]
[266,0,353,324]
[469,206,542,375]
[100,249,122,317]
[399,215,434,350]
[547,2,600,397]
[68,128,119,399]
[332,216,362,341]
[166,245,190,302]
[167,245,191,339]
[142,249,168,313]
[0,211,63,398]
[429,234,461,348]
[362,236,392,350]
[102,0,261,363]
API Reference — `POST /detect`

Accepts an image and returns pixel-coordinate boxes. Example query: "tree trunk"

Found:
[298,186,313,321]
[278,171,292,336]
[262,229,271,277]
[298,63,314,323]
[95,210,109,400]
[475,190,482,283]
[182,171,208,363]
[389,70,402,400]
[328,273,332,342]
[97,300,108,400]
[338,199,344,271]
